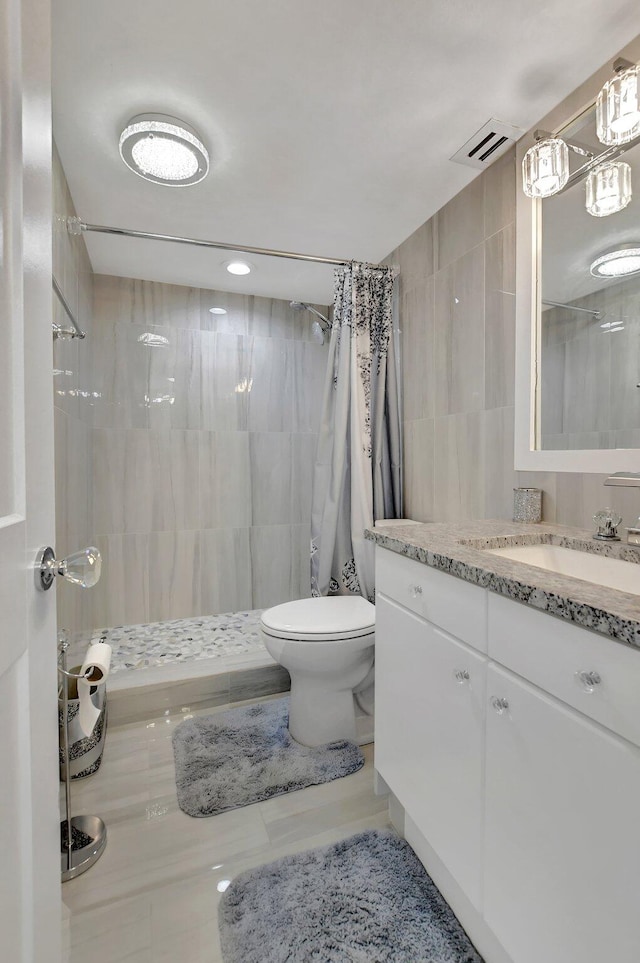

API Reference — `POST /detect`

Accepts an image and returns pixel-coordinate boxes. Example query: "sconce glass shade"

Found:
[585,161,632,217]
[596,64,640,146]
[522,137,569,198]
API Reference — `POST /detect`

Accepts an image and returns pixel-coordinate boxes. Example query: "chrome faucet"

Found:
[593,509,622,541]
[602,474,640,545]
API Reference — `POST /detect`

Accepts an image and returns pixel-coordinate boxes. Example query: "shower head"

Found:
[289,301,330,344]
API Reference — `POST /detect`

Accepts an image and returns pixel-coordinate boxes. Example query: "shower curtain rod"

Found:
[72,219,350,267]
[52,274,86,339]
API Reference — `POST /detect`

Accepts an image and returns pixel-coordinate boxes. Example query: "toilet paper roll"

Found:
[77,642,112,738]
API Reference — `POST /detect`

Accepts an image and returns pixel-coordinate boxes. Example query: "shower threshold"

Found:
[70,610,290,726]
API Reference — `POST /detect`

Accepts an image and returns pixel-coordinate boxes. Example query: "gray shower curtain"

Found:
[310,261,401,602]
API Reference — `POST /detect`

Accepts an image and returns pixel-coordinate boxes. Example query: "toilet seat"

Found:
[260,596,375,643]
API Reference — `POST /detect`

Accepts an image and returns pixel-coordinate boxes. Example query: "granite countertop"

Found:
[365,520,640,649]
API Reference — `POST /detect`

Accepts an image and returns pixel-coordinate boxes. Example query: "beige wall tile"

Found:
[200,528,252,615]
[147,531,201,622]
[434,246,485,416]
[395,218,434,288]
[91,534,150,629]
[484,224,516,409]
[401,278,435,422]
[199,431,252,530]
[483,148,516,238]
[436,174,484,270]
[433,411,485,522]
[403,419,434,522]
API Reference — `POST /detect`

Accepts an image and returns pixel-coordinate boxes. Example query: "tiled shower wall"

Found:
[53,143,94,637]
[390,148,640,531]
[88,276,328,628]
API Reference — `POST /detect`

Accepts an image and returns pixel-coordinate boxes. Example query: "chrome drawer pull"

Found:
[576,670,602,693]
[409,584,423,597]
[454,669,470,684]
[491,696,509,715]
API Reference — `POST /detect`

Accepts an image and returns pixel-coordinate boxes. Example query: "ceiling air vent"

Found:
[450,119,524,170]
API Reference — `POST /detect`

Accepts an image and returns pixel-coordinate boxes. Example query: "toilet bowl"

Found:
[260,596,375,748]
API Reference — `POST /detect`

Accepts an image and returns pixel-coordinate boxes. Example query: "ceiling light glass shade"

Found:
[596,64,640,146]
[590,246,640,278]
[522,137,569,198]
[585,161,632,217]
[119,114,209,186]
[225,260,252,275]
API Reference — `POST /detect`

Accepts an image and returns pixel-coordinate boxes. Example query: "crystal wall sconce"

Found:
[596,59,640,146]
[521,58,639,217]
[585,161,632,217]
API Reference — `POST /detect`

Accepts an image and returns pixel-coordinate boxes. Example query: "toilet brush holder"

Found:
[58,637,107,881]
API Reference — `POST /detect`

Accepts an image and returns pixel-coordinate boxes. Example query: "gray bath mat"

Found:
[219,829,483,962]
[172,697,364,817]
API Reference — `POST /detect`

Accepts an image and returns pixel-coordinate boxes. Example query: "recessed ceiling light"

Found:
[225,260,252,276]
[209,307,228,315]
[590,246,640,279]
[119,113,209,187]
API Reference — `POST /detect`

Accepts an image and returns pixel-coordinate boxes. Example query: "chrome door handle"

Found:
[490,696,509,714]
[36,546,102,591]
[576,669,602,693]
[454,669,470,684]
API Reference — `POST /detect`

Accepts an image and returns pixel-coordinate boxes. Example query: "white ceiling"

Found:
[52,0,640,304]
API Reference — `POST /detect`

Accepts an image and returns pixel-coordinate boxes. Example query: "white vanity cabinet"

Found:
[375,545,640,963]
[375,595,486,909]
[484,663,640,963]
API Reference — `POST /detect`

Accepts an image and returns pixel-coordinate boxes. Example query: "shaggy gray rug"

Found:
[218,829,483,962]
[172,697,364,817]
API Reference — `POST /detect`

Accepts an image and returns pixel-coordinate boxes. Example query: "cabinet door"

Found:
[375,595,486,908]
[485,664,640,963]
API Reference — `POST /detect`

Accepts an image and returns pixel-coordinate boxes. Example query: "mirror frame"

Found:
[515,35,640,473]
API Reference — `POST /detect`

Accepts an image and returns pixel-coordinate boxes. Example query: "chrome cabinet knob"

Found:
[409,584,423,597]
[576,669,602,692]
[491,696,510,714]
[36,546,102,591]
[454,669,470,684]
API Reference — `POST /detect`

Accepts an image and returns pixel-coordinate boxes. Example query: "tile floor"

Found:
[62,695,389,963]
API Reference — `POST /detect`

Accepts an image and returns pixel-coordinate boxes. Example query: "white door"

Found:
[485,664,640,963]
[375,595,486,908]
[0,0,60,960]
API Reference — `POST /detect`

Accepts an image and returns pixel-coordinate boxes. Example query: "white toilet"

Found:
[260,596,375,748]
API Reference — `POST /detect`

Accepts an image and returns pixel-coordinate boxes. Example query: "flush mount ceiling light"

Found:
[522,134,570,198]
[590,245,640,279]
[224,259,252,275]
[585,161,632,217]
[596,59,640,146]
[119,113,209,186]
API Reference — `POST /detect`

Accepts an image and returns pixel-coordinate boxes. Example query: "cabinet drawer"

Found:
[376,547,487,652]
[488,592,640,747]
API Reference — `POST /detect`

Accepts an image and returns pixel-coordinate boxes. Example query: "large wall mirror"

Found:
[515,37,640,472]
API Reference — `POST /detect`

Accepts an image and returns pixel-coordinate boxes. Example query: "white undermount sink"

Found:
[484,543,640,596]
